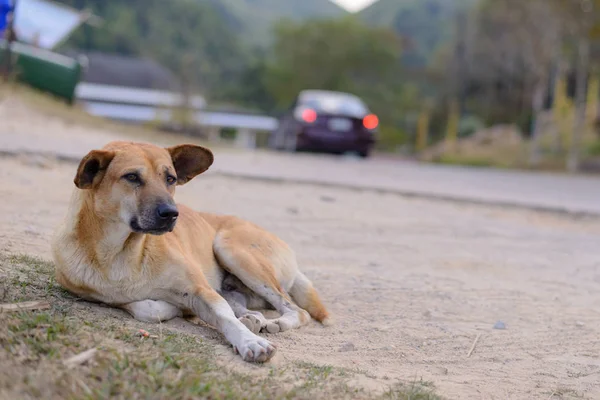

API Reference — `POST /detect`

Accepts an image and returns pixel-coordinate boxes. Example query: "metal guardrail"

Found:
[76,83,279,146]
[76,82,206,109]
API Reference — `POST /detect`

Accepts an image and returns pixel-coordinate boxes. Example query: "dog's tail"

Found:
[289,272,332,326]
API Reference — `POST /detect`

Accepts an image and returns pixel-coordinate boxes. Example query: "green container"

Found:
[0,40,82,104]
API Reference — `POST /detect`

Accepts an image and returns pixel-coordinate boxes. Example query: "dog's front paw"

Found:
[234,337,277,363]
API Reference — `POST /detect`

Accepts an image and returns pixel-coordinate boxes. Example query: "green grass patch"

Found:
[436,154,498,168]
[382,380,441,400]
[0,252,443,399]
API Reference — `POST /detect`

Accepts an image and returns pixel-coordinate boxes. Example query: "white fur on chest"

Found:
[59,248,157,304]
[53,189,224,305]
[56,237,224,305]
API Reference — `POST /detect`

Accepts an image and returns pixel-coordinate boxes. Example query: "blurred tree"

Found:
[264,17,419,149]
[265,17,401,105]
[227,59,277,112]
[55,0,248,98]
[462,0,562,130]
[463,0,600,170]
[551,0,599,171]
[511,0,600,169]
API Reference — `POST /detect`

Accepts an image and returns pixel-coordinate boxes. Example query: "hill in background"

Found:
[360,0,480,67]
[204,0,347,45]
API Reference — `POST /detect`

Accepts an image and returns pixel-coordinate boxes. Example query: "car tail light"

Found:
[363,114,379,130]
[301,108,317,123]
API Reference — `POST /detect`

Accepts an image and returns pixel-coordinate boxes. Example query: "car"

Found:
[269,90,378,158]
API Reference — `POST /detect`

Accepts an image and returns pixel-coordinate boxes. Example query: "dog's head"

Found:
[74,141,213,235]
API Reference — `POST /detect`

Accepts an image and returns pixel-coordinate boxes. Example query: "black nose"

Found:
[156,203,179,219]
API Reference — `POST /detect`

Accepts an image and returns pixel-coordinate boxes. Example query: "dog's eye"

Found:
[123,173,140,183]
[166,175,177,185]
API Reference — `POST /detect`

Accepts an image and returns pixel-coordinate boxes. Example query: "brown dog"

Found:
[51,141,329,362]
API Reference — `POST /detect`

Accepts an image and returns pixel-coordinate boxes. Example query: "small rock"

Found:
[338,342,356,352]
[576,321,585,328]
[422,310,432,318]
[319,195,336,203]
[434,366,448,375]
[19,154,54,169]
[24,226,39,236]
[493,321,507,330]
[286,207,299,215]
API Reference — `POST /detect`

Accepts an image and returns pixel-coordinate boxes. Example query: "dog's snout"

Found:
[156,203,179,220]
[130,202,179,235]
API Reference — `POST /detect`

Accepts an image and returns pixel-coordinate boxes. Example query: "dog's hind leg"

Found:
[214,234,311,333]
[121,300,182,323]
[222,289,278,334]
[221,273,283,334]
[289,272,330,325]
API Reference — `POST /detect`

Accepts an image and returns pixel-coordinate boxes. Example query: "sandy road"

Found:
[1,153,599,399]
[1,98,600,398]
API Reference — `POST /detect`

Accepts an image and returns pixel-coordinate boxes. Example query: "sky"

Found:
[331,0,379,12]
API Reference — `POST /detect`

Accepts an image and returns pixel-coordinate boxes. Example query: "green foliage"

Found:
[377,126,410,152]
[458,115,485,138]
[50,1,427,149]
[54,0,347,98]
[223,57,278,112]
[265,17,402,106]
[55,0,249,96]
[585,140,600,156]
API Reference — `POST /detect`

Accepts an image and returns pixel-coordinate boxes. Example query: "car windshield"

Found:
[298,91,369,118]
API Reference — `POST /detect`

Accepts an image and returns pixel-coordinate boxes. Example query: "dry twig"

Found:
[64,348,97,368]
[467,333,482,358]
[0,300,50,313]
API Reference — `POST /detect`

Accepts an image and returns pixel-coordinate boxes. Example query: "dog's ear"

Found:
[167,144,214,185]
[74,150,116,189]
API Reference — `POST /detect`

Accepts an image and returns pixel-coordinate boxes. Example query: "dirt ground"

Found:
[1,94,600,399]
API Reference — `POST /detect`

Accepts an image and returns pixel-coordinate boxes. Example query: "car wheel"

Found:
[359,150,370,158]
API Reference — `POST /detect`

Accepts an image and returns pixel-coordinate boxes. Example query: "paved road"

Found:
[214,151,600,215]
[1,119,600,215]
